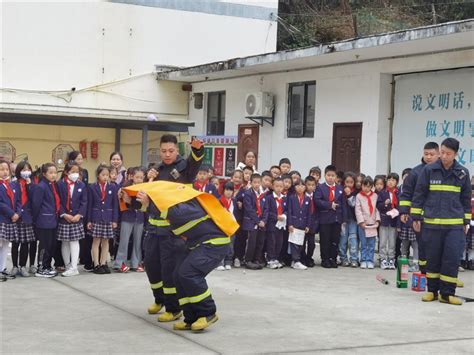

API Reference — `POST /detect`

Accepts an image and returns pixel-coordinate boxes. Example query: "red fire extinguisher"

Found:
[79,140,87,159]
[91,140,99,159]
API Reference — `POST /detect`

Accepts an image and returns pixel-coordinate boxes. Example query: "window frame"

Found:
[206,91,226,136]
[287,81,316,138]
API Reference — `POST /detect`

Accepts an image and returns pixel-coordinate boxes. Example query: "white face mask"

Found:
[68,173,80,182]
[21,171,32,179]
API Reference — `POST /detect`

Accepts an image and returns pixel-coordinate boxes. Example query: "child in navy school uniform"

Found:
[233,169,248,267]
[265,177,287,269]
[193,166,220,198]
[11,161,37,277]
[302,176,318,267]
[57,161,88,277]
[376,172,400,270]
[31,163,60,278]
[242,173,268,270]
[216,182,238,271]
[115,166,146,273]
[0,160,21,281]
[315,165,343,268]
[87,164,119,275]
[287,178,311,270]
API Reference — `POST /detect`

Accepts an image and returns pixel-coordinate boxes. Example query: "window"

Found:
[287,82,315,138]
[207,91,226,135]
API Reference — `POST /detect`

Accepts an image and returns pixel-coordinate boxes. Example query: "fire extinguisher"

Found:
[79,140,87,159]
[91,140,99,159]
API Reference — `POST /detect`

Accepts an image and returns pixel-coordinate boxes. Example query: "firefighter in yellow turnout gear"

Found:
[124,181,239,330]
[411,138,471,305]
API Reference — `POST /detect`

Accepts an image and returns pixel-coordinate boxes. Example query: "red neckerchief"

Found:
[220,195,232,211]
[1,179,14,209]
[387,187,398,209]
[64,177,75,212]
[275,194,284,215]
[327,184,336,202]
[233,183,241,191]
[360,191,374,215]
[297,194,305,208]
[19,179,28,206]
[50,182,60,214]
[255,190,264,217]
[99,182,107,202]
[193,180,208,192]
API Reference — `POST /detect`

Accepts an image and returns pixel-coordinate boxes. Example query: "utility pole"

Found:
[431,3,437,25]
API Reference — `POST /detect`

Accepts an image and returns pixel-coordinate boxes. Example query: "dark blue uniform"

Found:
[265,193,287,262]
[145,146,204,314]
[242,189,268,265]
[411,159,471,297]
[287,194,312,262]
[399,161,427,272]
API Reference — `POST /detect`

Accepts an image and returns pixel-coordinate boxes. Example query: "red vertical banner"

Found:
[79,140,87,159]
[214,147,224,176]
[90,141,99,159]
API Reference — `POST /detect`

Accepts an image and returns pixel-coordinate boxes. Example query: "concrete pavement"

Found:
[1,262,473,354]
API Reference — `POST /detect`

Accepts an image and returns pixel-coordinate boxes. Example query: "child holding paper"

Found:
[287,178,311,270]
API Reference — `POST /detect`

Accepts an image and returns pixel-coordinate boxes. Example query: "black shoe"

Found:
[0,275,7,282]
[93,265,106,275]
[330,259,338,268]
[102,265,111,274]
[468,260,474,271]
[307,260,315,268]
[83,264,94,272]
[2,271,16,279]
[245,262,262,270]
[321,260,331,269]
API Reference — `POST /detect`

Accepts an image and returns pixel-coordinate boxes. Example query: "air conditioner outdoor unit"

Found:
[245,92,274,118]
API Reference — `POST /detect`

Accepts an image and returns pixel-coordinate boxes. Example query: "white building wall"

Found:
[188,49,473,176]
[0,0,277,119]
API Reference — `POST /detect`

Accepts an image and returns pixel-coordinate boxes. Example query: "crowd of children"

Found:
[1,150,473,282]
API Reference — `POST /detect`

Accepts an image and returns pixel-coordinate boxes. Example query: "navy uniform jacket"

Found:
[11,181,34,224]
[411,159,471,230]
[31,179,58,229]
[314,183,343,224]
[287,194,312,230]
[193,181,220,199]
[242,188,268,232]
[376,189,400,228]
[233,186,248,223]
[266,193,287,233]
[305,192,319,234]
[0,181,21,224]
[399,160,426,214]
[166,199,226,248]
[57,179,88,220]
[87,182,119,223]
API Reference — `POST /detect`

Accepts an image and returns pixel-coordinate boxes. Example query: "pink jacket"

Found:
[355,192,380,227]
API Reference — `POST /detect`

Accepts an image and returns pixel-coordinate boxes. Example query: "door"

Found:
[237,124,259,168]
[332,123,362,173]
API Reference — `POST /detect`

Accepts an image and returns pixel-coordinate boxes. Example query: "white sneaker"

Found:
[234,258,241,268]
[20,266,30,277]
[292,261,307,270]
[10,267,19,276]
[266,261,275,269]
[276,261,284,269]
[458,266,465,272]
[62,268,79,277]
[367,262,375,269]
[380,260,388,270]
[360,262,367,269]
[389,260,396,269]
[268,261,278,269]
[215,265,226,271]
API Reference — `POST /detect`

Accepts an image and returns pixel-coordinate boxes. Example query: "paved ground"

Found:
[1,257,473,354]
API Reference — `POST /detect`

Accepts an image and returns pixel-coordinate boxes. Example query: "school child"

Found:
[282,174,293,196]
[270,165,281,179]
[315,165,343,268]
[57,161,88,277]
[279,173,293,266]
[193,166,220,198]
[0,160,20,281]
[242,173,268,270]
[115,167,146,273]
[287,178,312,270]
[210,176,220,193]
[260,171,274,194]
[301,176,317,267]
[216,182,238,270]
[355,176,381,269]
[10,161,37,277]
[336,171,344,186]
[289,171,302,185]
[232,169,248,268]
[398,168,419,272]
[265,177,287,269]
[31,163,60,278]
[374,175,386,194]
[338,172,359,267]
[309,166,321,184]
[242,165,253,188]
[355,173,365,192]
[377,173,400,270]
[230,169,243,195]
[109,167,119,185]
[87,164,119,274]
[279,158,292,176]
